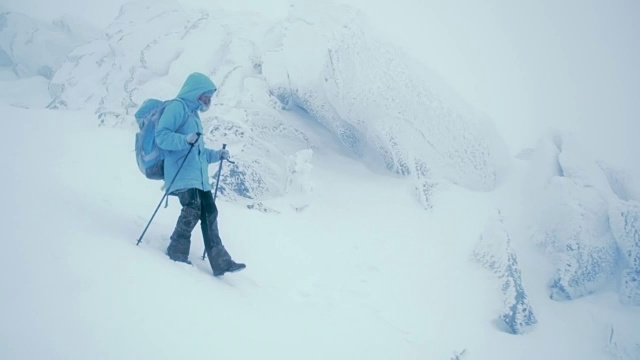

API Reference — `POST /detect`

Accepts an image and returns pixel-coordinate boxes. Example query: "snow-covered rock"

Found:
[619,270,640,306]
[599,162,640,202]
[609,199,640,272]
[47,0,202,115]
[609,199,640,305]
[524,132,640,304]
[262,1,509,197]
[0,12,101,80]
[542,178,618,300]
[48,0,312,201]
[525,133,619,300]
[473,210,537,334]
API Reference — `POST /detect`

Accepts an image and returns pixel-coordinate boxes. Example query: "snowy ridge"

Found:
[45,1,309,201]
[46,0,319,202]
[0,12,101,80]
[37,0,508,205]
[263,1,508,197]
[48,0,203,115]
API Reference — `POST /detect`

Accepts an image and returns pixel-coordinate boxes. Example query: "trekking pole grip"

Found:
[221,143,235,164]
[221,143,234,163]
[219,144,227,159]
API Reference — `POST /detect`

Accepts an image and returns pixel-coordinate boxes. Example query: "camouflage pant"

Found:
[167,189,232,271]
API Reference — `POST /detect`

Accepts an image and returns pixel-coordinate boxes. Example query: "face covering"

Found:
[198,100,210,112]
[198,90,214,112]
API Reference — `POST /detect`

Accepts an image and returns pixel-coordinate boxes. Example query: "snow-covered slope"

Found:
[2,94,639,360]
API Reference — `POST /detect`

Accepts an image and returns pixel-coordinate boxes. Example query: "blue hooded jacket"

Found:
[156,72,223,193]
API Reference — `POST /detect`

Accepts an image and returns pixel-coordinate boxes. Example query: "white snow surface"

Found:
[1,74,639,360]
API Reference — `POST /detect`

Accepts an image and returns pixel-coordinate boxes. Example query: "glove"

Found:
[186,133,201,145]
[220,149,230,160]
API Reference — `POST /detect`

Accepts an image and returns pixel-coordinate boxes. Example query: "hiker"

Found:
[155,72,245,276]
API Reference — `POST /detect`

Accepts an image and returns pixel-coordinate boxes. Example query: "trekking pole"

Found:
[201,144,235,260]
[136,133,201,246]
[214,144,235,201]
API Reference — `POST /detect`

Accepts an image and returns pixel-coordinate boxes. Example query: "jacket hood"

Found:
[176,72,217,110]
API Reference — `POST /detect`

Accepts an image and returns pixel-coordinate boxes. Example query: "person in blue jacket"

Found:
[156,72,245,276]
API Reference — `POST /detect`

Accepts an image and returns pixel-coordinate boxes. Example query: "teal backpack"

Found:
[134,98,188,180]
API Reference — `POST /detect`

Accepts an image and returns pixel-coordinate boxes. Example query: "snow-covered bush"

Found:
[0,12,101,80]
[473,210,537,334]
[283,149,314,211]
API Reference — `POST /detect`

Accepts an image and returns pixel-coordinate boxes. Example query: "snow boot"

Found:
[223,261,246,275]
[166,249,192,265]
[208,245,246,276]
[171,258,193,266]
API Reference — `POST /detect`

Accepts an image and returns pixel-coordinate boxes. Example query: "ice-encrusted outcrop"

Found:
[473,210,537,334]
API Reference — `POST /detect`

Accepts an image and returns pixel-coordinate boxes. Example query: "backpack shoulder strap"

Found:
[170,98,190,132]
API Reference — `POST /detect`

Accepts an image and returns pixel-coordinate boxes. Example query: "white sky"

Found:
[3,0,638,169]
